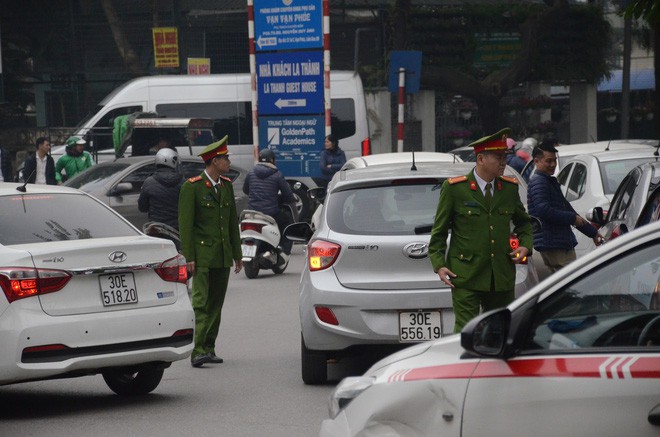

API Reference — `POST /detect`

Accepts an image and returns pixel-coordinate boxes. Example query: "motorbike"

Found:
[142,221,181,253]
[239,203,296,279]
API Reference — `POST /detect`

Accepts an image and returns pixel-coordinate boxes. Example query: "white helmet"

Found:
[521,137,538,152]
[155,148,179,170]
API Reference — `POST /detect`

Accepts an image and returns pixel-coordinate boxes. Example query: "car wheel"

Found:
[301,335,327,385]
[244,260,259,279]
[102,365,164,395]
[291,184,311,223]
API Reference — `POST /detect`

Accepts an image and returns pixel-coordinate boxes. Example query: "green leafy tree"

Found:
[387,0,611,133]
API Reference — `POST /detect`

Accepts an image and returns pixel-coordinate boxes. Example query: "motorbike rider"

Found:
[138,148,184,229]
[242,148,296,266]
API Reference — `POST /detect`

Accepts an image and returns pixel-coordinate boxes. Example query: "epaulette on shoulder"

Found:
[447,176,468,185]
[499,175,519,185]
[188,175,203,183]
[219,175,232,183]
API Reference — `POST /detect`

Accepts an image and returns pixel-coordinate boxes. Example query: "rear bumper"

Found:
[0,296,194,385]
[300,269,455,352]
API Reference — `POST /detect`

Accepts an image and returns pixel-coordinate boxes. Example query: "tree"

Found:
[100,0,148,76]
[388,0,611,133]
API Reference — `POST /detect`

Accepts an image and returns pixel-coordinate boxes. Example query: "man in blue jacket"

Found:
[527,139,603,272]
[243,148,296,266]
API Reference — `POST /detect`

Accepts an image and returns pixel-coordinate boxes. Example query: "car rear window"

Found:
[326,180,443,235]
[0,193,139,245]
[600,158,658,195]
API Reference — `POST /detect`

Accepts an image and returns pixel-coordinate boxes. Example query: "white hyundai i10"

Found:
[0,182,194,395]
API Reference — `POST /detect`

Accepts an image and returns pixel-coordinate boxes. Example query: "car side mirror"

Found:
[283,222,314,243]
[590,207,606,225]
[109,182,133,196]
[307,187,326,204]
[461,308,511,358]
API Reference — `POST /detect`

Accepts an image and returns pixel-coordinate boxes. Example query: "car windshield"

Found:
[0,193,139,245]
[327,180,443,235]
[525,242,660,351]
[600,158,658,195]
[65,163,132,191]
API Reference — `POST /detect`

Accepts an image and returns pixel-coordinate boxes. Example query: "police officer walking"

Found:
[429,128,533,333]
[178,136,243,368]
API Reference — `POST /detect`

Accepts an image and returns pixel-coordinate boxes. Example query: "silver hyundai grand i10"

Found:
[285,155,539,384]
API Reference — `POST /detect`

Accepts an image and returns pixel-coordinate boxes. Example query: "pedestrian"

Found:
[55,136,94,183]
[138,148,184,229]
[148,136,176,155]
[242,148,296,267]
[178,135,243,368]
[506,137,527,174]
[527,138,602,273]
[429,127,533,333]
[22,137,57,185]
[318,134,346,188]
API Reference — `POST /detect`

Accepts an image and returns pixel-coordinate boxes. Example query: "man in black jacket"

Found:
[23,137,57,185]
[138,148,184,229]
[242,148,296,265]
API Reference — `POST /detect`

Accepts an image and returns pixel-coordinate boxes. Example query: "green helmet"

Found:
[65,136,86,150]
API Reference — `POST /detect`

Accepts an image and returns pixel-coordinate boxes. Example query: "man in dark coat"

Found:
[23,137,57,185]
[138,148,184,229]
[527,139,602,272]
[429,128,533,333]
[242,148,296,263]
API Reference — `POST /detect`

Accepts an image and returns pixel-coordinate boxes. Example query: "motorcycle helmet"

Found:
[155,148,179,170]
[259,148,275,163]
[521,137,538,152]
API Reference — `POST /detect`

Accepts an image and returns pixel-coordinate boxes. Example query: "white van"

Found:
[64,71,370,220]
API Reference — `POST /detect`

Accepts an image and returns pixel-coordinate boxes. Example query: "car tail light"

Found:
[315,306,339,325]
[308,240,341,271]
[241,222,265,233]
[361,137,371,156]
[0,268,71,303]
[155,254,188,284]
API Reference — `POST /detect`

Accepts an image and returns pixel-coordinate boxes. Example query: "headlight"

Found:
[328,376,375,419]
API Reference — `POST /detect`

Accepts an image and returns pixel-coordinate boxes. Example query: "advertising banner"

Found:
[152,27,180,68]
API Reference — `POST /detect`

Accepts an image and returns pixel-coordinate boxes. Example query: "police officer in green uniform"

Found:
[429,128,532,333]
[178,135,243,367]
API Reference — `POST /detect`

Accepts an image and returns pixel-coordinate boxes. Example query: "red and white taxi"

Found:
[321,220,660,436]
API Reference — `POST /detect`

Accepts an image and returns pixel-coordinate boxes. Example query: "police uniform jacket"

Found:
[429,169,533,292]
[178,172,241,269]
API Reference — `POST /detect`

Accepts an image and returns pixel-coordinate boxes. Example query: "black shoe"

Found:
[206,353,224,364]
[191,354,211,368]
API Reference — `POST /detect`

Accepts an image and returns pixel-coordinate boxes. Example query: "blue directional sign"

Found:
[258,115,324,177]
[388,50,423,94]
[254,0,323,51]
[256,50,324,116]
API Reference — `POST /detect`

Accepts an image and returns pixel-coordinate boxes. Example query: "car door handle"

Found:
[649,404,660,426]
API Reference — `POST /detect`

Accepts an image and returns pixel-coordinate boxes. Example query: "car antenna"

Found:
[16,169,36,192]
[604,139,611,151]
[654,140,659,158]
[411,149,417,171]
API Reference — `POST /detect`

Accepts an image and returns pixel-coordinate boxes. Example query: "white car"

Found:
[556,148,660,257]
[321,219,660,436]
[520,139,658,182]
[341,152,461,170]
[286,159,539,385]
[0,182,193,394]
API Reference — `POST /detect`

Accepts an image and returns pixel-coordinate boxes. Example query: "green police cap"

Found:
[198,135,229,161]
[469,128,511,154]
